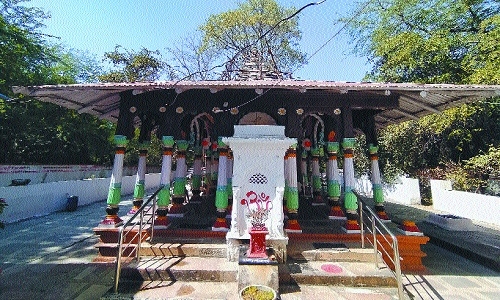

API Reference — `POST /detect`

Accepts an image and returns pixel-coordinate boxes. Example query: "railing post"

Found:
[137,209,144,260]
[150,195,156,242]
[372,215,378,268]
[359,200,364,248]
[393,238,404,299]
[114,227,124,293]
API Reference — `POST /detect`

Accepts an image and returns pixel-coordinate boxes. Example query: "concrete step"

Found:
[280,260,398,287]
[138,241,227,258]
[103,280,240,299]
[120,256,238,282]
[287,241,380,263]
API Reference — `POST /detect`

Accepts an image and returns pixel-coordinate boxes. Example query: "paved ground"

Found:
[0,194,499,299]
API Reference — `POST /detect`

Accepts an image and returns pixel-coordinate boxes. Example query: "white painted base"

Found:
[396,228,424,236]
[212,227,229,232]
[167,213,185,218]
[341,227,363,234]
[328,216,347,220]
[153,223,171,230]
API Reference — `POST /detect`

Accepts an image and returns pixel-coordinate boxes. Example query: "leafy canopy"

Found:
[199,0,306,79]
[344,0,500,84]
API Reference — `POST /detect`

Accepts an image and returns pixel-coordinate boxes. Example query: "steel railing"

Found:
[355,191,404,300]
[113,186,163,293]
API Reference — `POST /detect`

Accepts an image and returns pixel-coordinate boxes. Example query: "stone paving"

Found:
[0,193,499,299]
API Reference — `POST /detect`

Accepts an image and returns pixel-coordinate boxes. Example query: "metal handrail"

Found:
[113,186,163,293]
[355,191,404,300]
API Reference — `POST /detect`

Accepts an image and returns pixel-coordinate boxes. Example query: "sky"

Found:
[30,0,372,82]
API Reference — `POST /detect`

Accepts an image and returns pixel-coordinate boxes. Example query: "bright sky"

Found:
[30,0,371,81]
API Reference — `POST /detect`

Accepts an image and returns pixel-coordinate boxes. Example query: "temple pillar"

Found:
[342,138,361,233]
[203,138,213,196]
[212,140,229,231]
[300,145,310,198]
[283,149,290,216]
[190,146,203,203]
[370,144,390,221]
[210,141,219,195]
[311,147,324,205]
[129,142,149,215]
[99,135,127,227]
[154,136,174,228]
[226,150,234,217]
[285,145,302,233]
[169,140,188,217]
[327,141,345,219]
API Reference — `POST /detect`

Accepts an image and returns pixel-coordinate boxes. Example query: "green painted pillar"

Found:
[191,146,203,202]
[369,144,390,221]
[327,142,345,219]
[213,140,229,231]
[100,135,127,227]
[311,147,324,205]
[155,136,174,228]
[285,145,302,233]
[169,140,188,216]
[129,141,149,215]
[342,137,361,232]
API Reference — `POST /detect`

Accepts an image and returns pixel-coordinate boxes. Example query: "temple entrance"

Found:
[239,112,277,125]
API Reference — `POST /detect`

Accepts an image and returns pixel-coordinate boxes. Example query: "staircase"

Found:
[92,195,415,298]
[94,227,405,299]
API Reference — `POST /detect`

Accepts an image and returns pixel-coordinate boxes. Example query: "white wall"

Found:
[0,165,142,187]
[0,173,161,223]
[431,179,500,227]
[355,175,421,205]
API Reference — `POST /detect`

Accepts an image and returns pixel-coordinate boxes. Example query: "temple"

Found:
[13,78,499,273]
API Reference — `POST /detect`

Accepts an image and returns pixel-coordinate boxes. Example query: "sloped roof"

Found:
[13,80,500,128]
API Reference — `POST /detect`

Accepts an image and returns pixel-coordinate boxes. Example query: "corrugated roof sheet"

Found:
[13,80,500,128]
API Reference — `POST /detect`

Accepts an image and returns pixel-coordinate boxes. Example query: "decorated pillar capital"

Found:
[326,142,339,156]
[342,137,356,150]
[162,135,175,148]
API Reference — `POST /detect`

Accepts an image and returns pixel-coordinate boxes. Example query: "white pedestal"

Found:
[223,125,295,262]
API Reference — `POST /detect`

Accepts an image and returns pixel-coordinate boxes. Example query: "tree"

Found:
[344,0,500,84]
[166,33,220,80]
[342,0,500,199]
[199,0,307,79]
[98,46,168,82]
[2,0,114,165]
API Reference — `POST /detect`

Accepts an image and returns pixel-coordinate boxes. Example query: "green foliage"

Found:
[199,0,306,79]
[98,46,167,82]
[1,0,114,165]
[378,99,500,198]
[344,0,500,84]
[123,129,163,167]
[0,100,114,164]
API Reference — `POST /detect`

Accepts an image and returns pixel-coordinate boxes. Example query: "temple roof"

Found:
[13,80,500,128]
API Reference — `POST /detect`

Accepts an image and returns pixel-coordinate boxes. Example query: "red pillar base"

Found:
[311,193,326,206]
[342,219,362,234]
[154,216,171,229]
[247,229,268,258]
[329,206,347,220]
[397,220,424,236]
[168,203,185,217]
[99,214,123,228]
[212,217,229,232]
[285,219,302,233]
[377,210,391,222]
